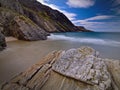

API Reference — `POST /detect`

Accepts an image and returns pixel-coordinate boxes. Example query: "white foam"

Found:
[48,34,120,47]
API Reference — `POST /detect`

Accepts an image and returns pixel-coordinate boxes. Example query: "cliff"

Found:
[1,47,120,90]
[0,0,90,41]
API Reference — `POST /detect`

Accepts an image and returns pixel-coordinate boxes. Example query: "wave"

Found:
[48,34,120,47]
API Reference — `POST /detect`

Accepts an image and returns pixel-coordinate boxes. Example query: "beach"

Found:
[0,32,120,84]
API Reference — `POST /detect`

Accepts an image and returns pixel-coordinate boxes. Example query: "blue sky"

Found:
[37,0,120,32]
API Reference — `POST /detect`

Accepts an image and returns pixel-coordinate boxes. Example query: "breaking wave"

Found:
[48,34,120,47]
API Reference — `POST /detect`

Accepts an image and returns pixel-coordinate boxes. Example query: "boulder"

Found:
[0,7,18,36]
[52,48,111,90]
[0,32,6,51]
[9,16,49,41]
[104,59,120,90]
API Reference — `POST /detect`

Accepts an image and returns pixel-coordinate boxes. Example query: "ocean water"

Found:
[48,32,120,59]
[0,32,120,84]
[49,32,120,47]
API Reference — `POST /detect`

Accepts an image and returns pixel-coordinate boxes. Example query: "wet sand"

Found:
[0,39,69,84]
[5,37,17,42]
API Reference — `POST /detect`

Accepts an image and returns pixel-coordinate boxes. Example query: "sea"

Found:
[0,32,120,84]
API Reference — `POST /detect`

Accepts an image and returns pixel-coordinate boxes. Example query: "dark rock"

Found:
[76,26,92,32]
[0,0,24,14]
[0,32,6,51]
[0,8,17,36]
[9,16,49,41]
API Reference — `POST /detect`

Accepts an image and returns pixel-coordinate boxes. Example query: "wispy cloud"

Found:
[37,0,77,20]
[73,15,115,23]
[72,15,120,32]
[66,0,95,8]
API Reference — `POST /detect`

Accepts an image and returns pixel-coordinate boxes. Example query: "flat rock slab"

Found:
[52,47,111,90]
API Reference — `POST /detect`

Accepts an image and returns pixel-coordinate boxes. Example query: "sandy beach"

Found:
[5,37,18,42]
[0,32,120,84]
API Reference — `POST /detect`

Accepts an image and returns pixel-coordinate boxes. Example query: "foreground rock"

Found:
[0,47,119,90]
[104,59,120,90]
[0,33,6,51]
[53,49,111,90]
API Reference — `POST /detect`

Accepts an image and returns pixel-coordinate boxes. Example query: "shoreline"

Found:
[5,37,18,42]
[0,33,120,84]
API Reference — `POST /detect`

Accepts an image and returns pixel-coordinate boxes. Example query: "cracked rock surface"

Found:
[52,47,111,90]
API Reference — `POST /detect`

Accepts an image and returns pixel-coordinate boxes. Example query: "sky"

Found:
[37,0,120,32]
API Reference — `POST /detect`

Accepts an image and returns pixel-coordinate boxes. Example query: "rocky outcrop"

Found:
[0,0,90,41]
[1,47,120,90]
[0,8,17,36]
[104,59,120,90]
[0,0,24,14]
[76,26,92,32]
[0,32,6,51]
[10,16,49,41]
[18,0,86,32]
[52,49,111,90]
[0,7,49,41]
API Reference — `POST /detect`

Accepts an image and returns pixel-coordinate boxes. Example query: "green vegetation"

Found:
[57,22,68,30]
[38,11,51,21]
[18,15,37,26]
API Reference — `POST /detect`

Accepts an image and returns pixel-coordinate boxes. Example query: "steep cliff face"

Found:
[0,0,90,41]
[10,16,49,41]
[18,0,78,32]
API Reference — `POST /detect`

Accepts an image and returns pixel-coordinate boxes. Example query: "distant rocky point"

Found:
[1,47,120,90]
[0,0,91,41]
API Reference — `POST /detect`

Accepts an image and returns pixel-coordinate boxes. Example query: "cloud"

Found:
[84,15,115,21]
[111,0,120,15]
[37,0,77,20]
[113,0,120,6]
[72,15,120,32]
[66,0,95,8]
[73,15,115,23]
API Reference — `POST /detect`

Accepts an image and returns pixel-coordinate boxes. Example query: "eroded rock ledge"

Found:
[0,47,120,90]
